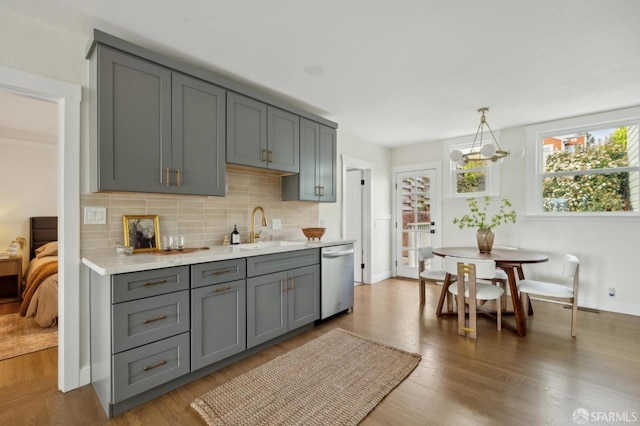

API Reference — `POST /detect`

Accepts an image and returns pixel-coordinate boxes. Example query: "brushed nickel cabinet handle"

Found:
[165,168,171,186]
[290,276,295,291]
[143,315,167,324]
[320,186,325,196]
[214,286,231,293]
[282,279,287,292]
[262,149,267,162]
[143,360,167,372]
[143,279,168,287]
[268,150,273,163]
[176,169,181,187]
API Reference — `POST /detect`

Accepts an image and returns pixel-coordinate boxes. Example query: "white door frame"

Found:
[0,65,82,392]
[392,161,442,278]
[341,155,372,284]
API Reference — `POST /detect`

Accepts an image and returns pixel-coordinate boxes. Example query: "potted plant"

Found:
[453,196,517,253]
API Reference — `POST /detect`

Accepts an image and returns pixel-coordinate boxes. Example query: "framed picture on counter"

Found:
[123,215,160,252]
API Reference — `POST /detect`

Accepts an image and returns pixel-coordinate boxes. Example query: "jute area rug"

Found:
[191,328,421,426]
[0,313,58,361]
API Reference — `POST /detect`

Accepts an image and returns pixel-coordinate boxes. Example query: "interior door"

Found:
[346,169,363,283]
[395,169,439,278]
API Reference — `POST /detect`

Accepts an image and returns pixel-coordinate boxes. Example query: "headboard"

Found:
[30,216,58,260]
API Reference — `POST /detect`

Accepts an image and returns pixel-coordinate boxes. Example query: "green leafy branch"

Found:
[453,196,517,230]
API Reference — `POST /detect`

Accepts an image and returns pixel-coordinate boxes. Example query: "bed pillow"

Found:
[35,241,58,258]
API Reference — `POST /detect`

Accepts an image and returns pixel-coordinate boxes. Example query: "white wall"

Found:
[0,137,58,249]
[320,131,392,282]
[393,123,640,316]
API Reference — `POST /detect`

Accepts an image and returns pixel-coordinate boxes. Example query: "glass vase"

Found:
[476,228,495,253]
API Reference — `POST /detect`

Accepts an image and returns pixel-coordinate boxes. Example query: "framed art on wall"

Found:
[123,215,160,252]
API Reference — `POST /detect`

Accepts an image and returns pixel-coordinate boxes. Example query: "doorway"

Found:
[394,164,441,279]
[346,169,363,283]
[341,155,372,285]
[0,65,82,392]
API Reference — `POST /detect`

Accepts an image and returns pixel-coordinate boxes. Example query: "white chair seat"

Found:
[420,269,448,282]
[518,279,574,298]
[448,282,504,300]
[494,269,508,280]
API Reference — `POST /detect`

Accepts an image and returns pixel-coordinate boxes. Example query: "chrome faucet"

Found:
[250,206,268,243]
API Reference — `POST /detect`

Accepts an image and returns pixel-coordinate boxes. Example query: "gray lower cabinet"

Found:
[281,117,337,202]
[90,266,191,416]
[227,92,299,173]
[90,249,320,418]
[246,250,320,349]
[191,259,246,370]
[90,44,226,196]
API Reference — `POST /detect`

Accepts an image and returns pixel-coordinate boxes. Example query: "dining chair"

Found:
[444,256,505,339]
[517,254,580,337]
[417,246,455,305]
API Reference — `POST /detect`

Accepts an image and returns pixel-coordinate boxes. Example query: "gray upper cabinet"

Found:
[227,92,299,173]
[90,45,226,196]
[172,73,226,196]
[93,45,172,194]
[282,118,337,202]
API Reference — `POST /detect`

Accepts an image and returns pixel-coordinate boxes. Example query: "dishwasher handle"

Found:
[322,249,354,258]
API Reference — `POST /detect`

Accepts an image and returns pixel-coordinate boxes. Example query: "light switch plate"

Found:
[84,207,107,225]
[272,219,282,230]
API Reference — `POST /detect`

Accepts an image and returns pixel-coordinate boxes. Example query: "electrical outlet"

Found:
[608,287,615,297]
[272,219,281,230]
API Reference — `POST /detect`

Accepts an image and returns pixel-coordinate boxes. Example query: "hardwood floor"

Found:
[1,278,638,425]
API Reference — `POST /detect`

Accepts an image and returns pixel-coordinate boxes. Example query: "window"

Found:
[526,107,640,215]
[448,142,500,197]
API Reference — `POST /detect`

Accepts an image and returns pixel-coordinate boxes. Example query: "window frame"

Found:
[525,106,640,217]
[444,133,501,198]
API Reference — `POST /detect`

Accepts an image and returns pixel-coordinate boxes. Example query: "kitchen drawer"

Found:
[112,332,190,403]
[246,248,319,277]
[112,291,189,353]
[112,266,189,303]
[191,258,246,288]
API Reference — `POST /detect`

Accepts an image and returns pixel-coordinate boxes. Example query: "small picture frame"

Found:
[123,215,161,253]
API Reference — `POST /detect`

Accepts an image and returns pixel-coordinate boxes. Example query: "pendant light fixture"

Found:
[449,108,518,165]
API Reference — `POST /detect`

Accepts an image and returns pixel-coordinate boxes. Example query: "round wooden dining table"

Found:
[432,247,549,336]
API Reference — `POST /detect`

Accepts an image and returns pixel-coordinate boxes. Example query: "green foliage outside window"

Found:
[542,127,630,212]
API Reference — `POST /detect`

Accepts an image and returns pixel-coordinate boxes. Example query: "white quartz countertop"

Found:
[82,239,355,275]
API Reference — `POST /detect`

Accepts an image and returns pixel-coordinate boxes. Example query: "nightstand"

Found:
[0,256,22,303]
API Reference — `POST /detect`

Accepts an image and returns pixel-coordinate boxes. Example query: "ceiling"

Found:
[3,0,640,147]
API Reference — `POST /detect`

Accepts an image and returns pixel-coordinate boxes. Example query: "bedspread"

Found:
[20,256,58,327]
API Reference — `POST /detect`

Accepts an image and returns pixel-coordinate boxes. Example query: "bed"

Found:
[19,216,58,327]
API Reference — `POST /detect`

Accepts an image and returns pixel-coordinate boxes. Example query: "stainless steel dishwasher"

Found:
[320,243,355,319]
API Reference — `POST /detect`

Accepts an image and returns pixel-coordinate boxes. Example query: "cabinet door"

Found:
[318,125,337,202]
[226,92,267,169]
[267,106,299,173]
[191,280,246,370]
[287,265,320,330]
[172,73,226,196]
[246,271,287,349]
[97,45,172,193]
[297,118,321,200]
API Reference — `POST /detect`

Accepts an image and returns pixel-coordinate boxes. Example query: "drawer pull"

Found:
[165,168,171,186]
[143,315,168,324]
[143,360,168,372]
[175,169,181,187]
[262,149,267,162]
[143,279,168,287]
[211,269,231,276]
[214,286,231,293]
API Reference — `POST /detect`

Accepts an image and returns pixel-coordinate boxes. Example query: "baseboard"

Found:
[371,270,392,284]
[579,297,640,317]
[79,364,91,387]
